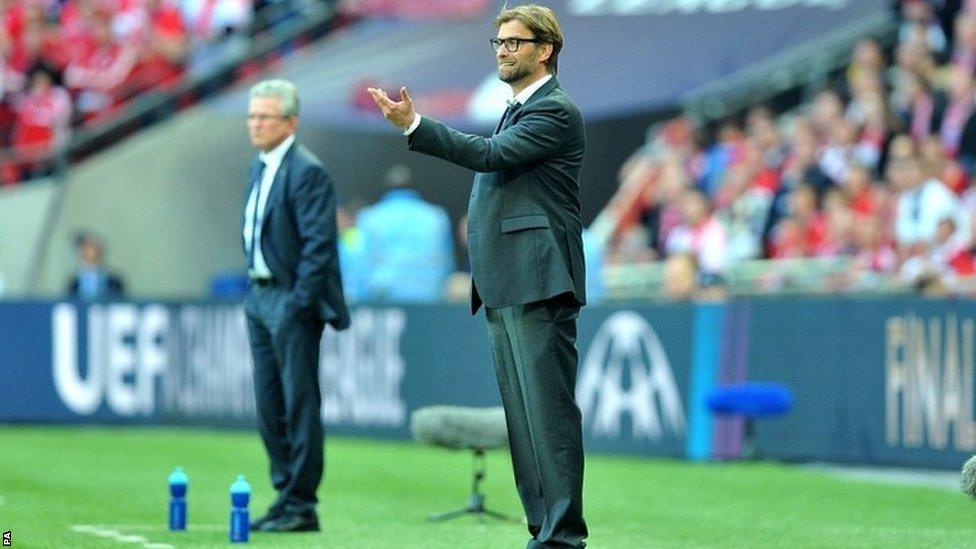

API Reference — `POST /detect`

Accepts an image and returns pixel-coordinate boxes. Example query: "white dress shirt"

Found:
[404,74,553,135]
[244,134,295,279]
[895,178,969,247]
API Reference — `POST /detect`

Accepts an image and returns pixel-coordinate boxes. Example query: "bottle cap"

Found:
[230,474,251,494]
[168,466,188,485]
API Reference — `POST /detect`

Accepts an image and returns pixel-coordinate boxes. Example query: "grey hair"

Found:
[962,455,976,499]
[249,79,300,117]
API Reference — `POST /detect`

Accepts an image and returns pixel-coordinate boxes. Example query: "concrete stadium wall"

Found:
[30,110,251,298]
[0,178,60,296]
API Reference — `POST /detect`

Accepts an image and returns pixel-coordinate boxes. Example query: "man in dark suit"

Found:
[66,232,126,300]
[241,79,350,533]
[368,5,587,547]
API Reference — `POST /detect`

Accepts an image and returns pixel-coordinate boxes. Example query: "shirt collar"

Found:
[510,74,552,107]
[383,188,420,200]
[259,134,296,166]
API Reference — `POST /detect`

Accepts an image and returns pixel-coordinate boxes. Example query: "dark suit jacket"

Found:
[66,271,125,299]
[408,77,586,313]
[242,140,351,331]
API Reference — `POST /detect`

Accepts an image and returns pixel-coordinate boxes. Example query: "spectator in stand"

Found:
[844,163,885,220]
[336,199,366,303]
[0,29,25,146]
[920,133,969,193]
[357,165,455,302]
[639,153,689,259]
[129,0,188,93]
[845,69,885,128]
[853,216,897,275]
[931,216,976,275]
[715,143,773,264]
[894,70,944,142]
[892,154,970,264]
[845,39,885,98]
[819,118,861,184]
[11,62,72,180]
[937,66,975,157]
[180,0,252,76]
[769,183,828,258]
[900,0,949,61]
[666,187,727,278]
[698,118,745,197]
[810,89,845,141]
[662,253,698,301]
[951,9,976,75]
[820,186,856,257]
[856,90,893,169]
[890,40,938,105]
[746,106,787,176]
[765,117,831,244]
[58,0,101,69]
[64,9,138,122]
[66,231,126,300]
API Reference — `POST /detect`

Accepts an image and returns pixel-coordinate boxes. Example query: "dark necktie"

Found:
[248,161,266,269]
[495,100,519,135]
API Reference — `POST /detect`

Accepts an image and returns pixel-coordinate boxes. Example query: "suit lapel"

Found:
[494,77,560,134]
[240,157,263,237]
[261,141,297,219]
[493,104,513,135]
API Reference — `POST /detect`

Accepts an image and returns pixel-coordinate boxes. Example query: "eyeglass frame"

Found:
[247,113,293,122]
[490,37,547,53]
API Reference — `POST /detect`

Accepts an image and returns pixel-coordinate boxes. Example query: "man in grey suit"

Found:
[242,79,350,533]
[368,5,587,547]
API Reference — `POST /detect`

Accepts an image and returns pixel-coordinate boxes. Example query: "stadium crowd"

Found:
[601,0,976,297]
[0,0,256,184]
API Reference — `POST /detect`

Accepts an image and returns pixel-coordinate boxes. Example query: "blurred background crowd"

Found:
[1,0,974,302]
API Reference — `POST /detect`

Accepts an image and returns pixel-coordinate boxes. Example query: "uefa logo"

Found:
[577,311,686,442]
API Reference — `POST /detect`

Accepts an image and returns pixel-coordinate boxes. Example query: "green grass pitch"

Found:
[0,426,973,548]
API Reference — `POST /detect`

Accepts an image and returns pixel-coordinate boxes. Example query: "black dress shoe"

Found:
[259,512,320,533]
[249,510,283,531]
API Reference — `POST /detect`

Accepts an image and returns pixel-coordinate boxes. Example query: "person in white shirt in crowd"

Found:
[666,187,727,279]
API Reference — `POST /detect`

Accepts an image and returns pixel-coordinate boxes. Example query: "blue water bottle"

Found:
[168,466,188,531]
[229,474,251,543]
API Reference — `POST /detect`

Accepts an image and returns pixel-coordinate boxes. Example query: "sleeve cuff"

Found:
[403,113,422,136]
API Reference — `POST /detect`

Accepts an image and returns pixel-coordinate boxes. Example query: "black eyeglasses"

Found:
[490,37,545,53]
[247,113,290,122]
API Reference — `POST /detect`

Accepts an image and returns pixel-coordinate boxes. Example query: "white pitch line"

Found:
[70,523,223,548]
[0,495,6,506]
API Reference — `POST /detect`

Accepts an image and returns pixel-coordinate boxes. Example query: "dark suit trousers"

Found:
[245,283,325,515]
[485,294,588,548]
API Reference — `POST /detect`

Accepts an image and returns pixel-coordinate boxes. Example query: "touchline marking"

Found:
[70,524,221,548]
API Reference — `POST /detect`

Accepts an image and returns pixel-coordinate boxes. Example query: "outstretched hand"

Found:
[366,86,416,130]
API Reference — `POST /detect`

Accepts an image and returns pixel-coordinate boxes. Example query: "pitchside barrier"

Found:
[0,297,973,469]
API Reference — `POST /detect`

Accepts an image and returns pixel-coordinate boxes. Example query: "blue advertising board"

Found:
[2,297,974,469]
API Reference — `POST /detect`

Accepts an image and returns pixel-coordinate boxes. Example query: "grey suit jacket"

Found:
[408,77,586,313]
[242,141,351,330]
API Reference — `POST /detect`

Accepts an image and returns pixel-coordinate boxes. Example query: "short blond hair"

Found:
[495,4,564,75]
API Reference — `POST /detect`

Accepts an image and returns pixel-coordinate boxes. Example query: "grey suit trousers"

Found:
[485,293,588,548]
